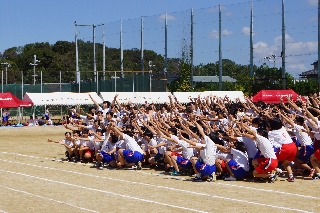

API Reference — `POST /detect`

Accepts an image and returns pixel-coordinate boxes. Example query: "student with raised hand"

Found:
[266,117,297,182]
[185,121,217,182]
[110,122,144,170]
[280,113,315,177]
[240,123,279,183]
[47,131,75,161]
[95,122,118,169]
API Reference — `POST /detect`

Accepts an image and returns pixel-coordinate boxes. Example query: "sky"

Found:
[0,0,318,78]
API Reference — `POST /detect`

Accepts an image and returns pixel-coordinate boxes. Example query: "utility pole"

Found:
[29,55,40,85]
[1,62,11,85]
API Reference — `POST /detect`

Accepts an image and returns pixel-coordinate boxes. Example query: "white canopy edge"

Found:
[100,92,172,104]
[100,91,245,104]
[173,91,245,103]
[22,92,103,106]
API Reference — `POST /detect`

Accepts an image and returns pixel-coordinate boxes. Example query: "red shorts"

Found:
[171,152,182,157]
[221,160,229,173]
[85,150,93,156]
[314,149,320,160]
[255,158,278,174]
[276,142,297,162]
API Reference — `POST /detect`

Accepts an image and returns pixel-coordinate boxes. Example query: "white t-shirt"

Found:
[144,138,158,152]
[62,139,74,151]
[196,135,217,166]
[292,124,313,146]
[230,148,250,171]
[177,140,194,159]
[237,136,258,159]
[268,126,292,147]
[123,134,144,154]
[255,135,277,159]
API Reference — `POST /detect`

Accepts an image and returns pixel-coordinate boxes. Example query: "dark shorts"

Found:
[195,161,216,176]
[100,151,116,163]
[176,156,192,169]
[123,150,144,164]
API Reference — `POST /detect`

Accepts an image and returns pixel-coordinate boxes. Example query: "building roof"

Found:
[193,76,237,83]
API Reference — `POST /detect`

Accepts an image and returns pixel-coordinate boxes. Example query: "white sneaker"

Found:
[208,173,216,182]
[224,176,237,181]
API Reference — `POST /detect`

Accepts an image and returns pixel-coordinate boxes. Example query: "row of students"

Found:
[48,93,320,182]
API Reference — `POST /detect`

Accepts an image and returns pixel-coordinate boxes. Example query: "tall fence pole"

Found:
[164,13,168,75]
[102,23,106,80]
[219,4,222,91]
[318,0,320,92]
[120,20,124,78]
[93,24,97,83]
[281,0,286,89]
[190,8,194,88]
[250,0,254,78]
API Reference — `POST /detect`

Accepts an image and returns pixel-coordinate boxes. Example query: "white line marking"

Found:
[0,169,209,213]
[0,210,8,213]
[136,170,320,200]
[0,185,98,213]
[0,159,314,213]
[3,152,318,201]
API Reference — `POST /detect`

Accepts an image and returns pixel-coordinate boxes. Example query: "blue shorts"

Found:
[45,115,50,120]
[2,116,8,122]
[176,156,192,169]
[195,161,216,176]
[228,159,248,179]
[100,151,115,163]
[123,150,144,164]
[298,145,314,163]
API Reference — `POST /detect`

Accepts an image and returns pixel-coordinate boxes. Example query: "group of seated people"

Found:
[47,93,320,182]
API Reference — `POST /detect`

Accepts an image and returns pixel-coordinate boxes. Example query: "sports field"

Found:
[0,126,319,213]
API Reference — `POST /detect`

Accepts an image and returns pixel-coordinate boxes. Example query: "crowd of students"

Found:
[47,93,320,182]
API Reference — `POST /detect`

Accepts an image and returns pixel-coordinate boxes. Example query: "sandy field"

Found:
[0,126,319,213]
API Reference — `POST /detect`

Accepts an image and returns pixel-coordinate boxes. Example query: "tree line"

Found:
[0,40,317,96]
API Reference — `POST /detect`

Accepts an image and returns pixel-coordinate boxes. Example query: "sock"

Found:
[316,173,320,176]
[289,173,293,178]
[196,173,201,178]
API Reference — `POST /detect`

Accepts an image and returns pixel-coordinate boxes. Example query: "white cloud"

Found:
[241,26,256,36]
[308,0,318,6]
[157,13,176,22]
[209,29,233,38]
[253,33,317,77]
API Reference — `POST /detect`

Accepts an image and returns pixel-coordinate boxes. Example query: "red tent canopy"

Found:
[252,89,306,104]
[0,92,33,108]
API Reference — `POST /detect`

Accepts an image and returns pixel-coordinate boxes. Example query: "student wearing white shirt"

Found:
[185,122,217,182]
[95,124,119,169]
[267,118,297,182]
[216,141,250,181]
[241,125,279,183]
[47,132,75,161]
[111,123,144,170]
[281,115,315,176]
[160,132,194,176]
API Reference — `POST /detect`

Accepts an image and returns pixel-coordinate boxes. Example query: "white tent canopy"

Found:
[22,92,103,106]
[100,91,245,104]
[173,91,245,103]
[100,92,172,104]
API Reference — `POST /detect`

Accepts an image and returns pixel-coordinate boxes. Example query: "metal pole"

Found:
[190,8,194,87]
[115,71,117,92]
[282,0,286,89]
[164,13,168,74]
[1,70,3,92]
[40,71,42,93]
[250,0,254,78]
[93,24,97,83]
[75,22,80,88]
[219,4,222,91]
[60,71,62,92]
[132,70,134,92]
[5,66,7,85]
[120,20,124,78]
[102,23,106,80]
[141,16,144,75]
[97,71,99,93]
[21,71,23,99]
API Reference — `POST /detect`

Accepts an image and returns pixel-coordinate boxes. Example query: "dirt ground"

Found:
[0,126,319,213]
